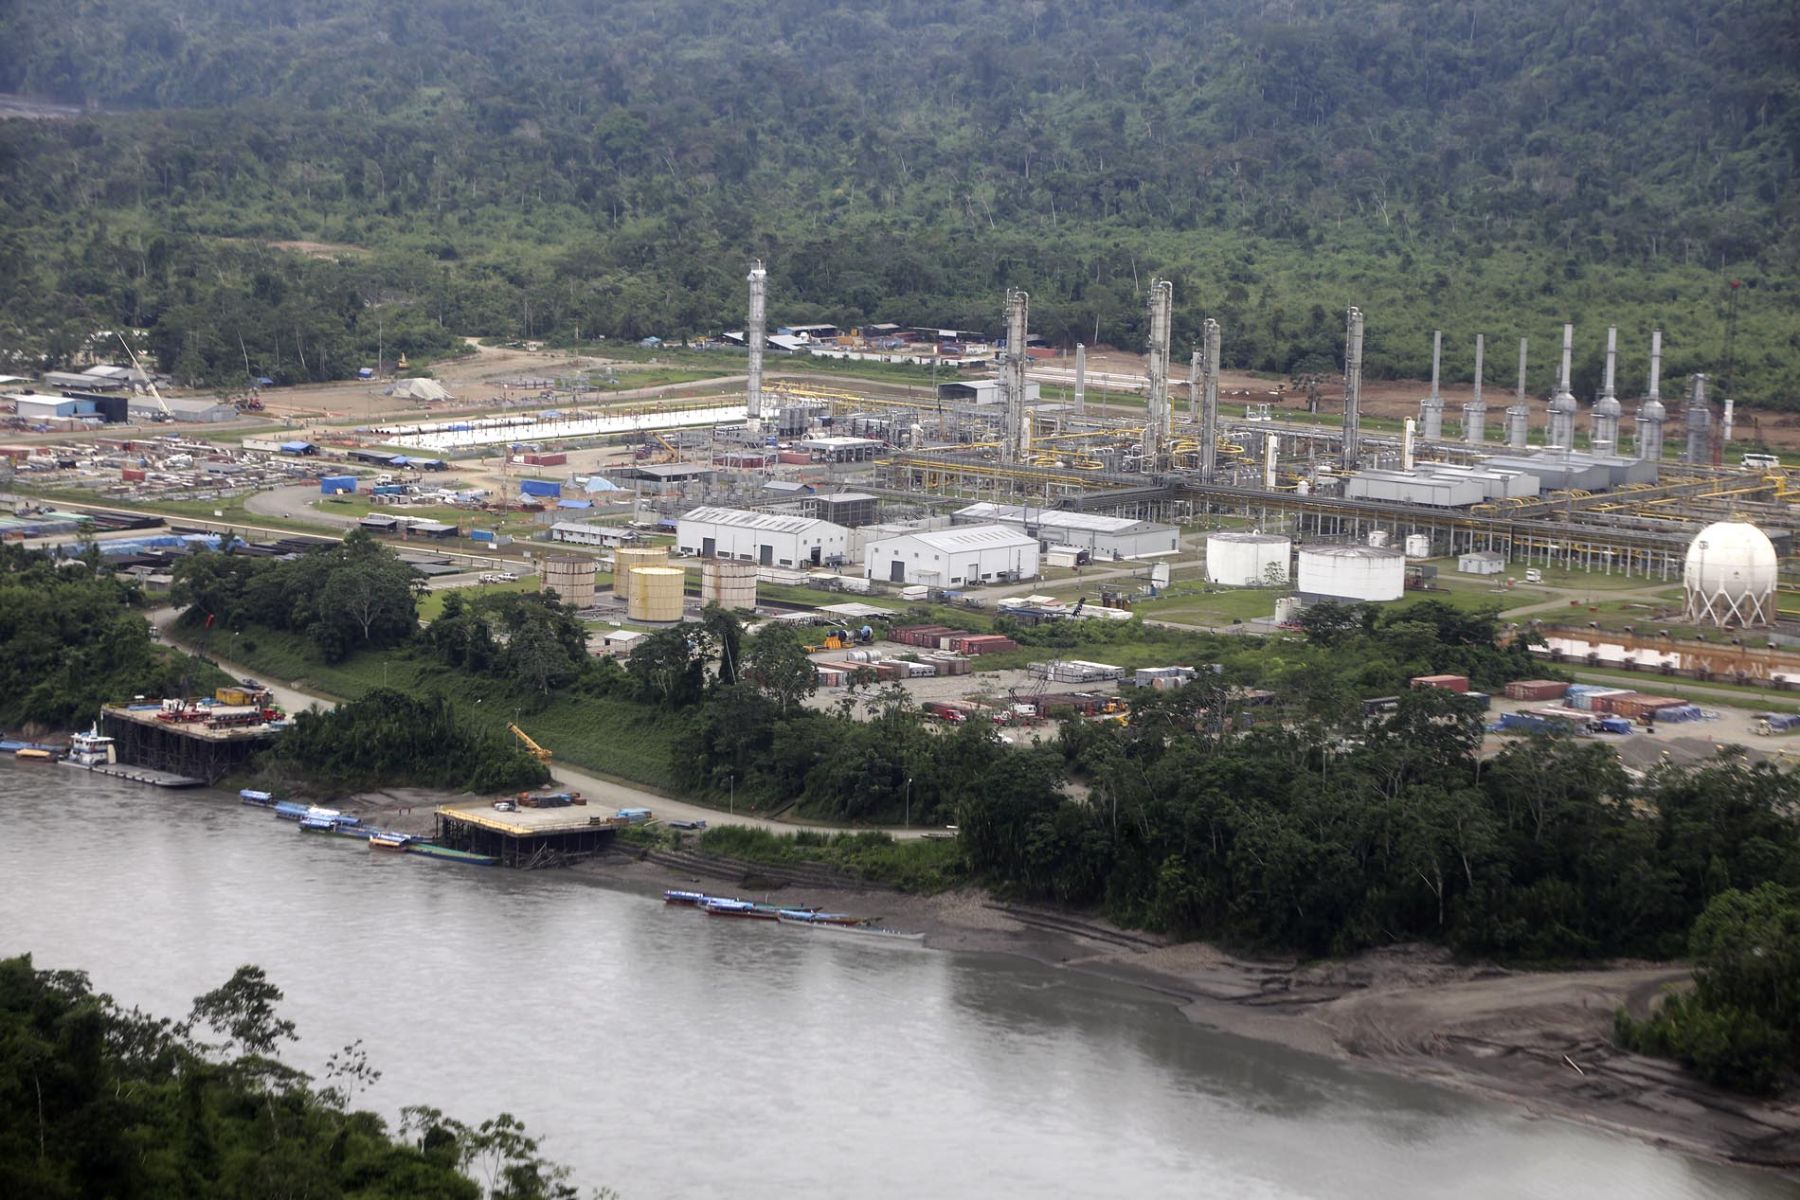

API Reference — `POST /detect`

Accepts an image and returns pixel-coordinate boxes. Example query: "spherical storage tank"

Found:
[1683,521,1777,627]
[1296,544,1406,602]
[537,556,596,609]
[1204,532,1291,586]
[613,546,669,603]
[628,566,686,622]
[700,558,758,610]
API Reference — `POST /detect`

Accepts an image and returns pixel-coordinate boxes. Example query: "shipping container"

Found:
[319,475,357,495]
[1410,674,1469,692]
[522,452,567,466]
[1502,679,1569,701]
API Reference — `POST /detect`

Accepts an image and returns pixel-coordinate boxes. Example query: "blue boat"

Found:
[240,789,276,808]
[272,801,310,821]
[297,816,337,832]
[663,889,710,906]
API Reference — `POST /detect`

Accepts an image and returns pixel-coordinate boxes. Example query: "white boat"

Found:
[63,724,117,767]
[774,913,925,946]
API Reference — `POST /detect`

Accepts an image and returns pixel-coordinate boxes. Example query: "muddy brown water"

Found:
[3,763,1795,1200]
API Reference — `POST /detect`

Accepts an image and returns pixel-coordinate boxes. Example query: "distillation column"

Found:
[1505,337,1531,449]
[1199,318,1221,482]
[1591,325,1622,453]
[1463,334,1486,444]
[1187,350,1201,424]
[1420,330,1444,441]
[1001,289,1031,464]
[1073,343,1086,416]
[745,260,767,432]
[1341,307,1364,471]
[1635,330,1665,462]
[1683,374,1711,465]
[1141,280,1173,470]
[1546,323,1578,451]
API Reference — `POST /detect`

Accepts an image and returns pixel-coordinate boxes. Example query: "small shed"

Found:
[1457,550,1506,576]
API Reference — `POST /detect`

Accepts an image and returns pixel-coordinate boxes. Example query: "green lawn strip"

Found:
[694,824,967,892]
[206,623,682,790]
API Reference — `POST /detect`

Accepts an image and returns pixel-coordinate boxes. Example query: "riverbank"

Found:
[581,846,1800,1178]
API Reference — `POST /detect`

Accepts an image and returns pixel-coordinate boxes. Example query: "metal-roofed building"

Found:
[127,395,234,423]
[863,524,1039,586]
[952,502,1178,560]
[676,505,850,568]
[937,379,1042,407]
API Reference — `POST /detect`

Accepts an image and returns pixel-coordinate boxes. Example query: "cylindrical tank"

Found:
[700,558,758,610]
[613,546,669,602]
[537,555,596,608]
[1404,533,1431,560]
[1203,532,1291,586]
[1366,529,1390,549]
[1273,595,1303,625]
[628,566,686,622]
[1297,545,1406,602]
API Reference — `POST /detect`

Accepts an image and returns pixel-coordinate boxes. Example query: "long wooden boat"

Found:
[368,832,412,850]
[14,747,55,762]
[775,913,925,945]
[701,898,779,919]
[404,842,499,867]
[663,889,710,906]
[776,909,865,927]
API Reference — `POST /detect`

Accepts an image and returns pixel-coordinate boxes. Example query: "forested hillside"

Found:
[1,1,1795,402]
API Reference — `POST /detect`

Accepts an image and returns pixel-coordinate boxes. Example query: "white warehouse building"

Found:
[676,506,850,569]
[952,502,1179,560]
[864,525,1040,587]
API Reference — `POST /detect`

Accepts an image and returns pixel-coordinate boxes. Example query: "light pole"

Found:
[905,777,912,829]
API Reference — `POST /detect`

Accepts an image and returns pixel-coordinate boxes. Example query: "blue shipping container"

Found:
[470,530,496,543]
[320,476,357,495]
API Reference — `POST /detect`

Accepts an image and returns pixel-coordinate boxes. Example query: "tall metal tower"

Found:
[1635,329,1666,463]
[1073,343,1086,416]
[1505,337,1530,449]
[1199,318,1221,482]
[1590,325,1622,453]
[1546,323,1578,451]
[1420,330,1444,441]
[1341,307,1365,471]
[1001,289,1031,464]
[1141,280,1173,469]
[1187,349,1201,424]
[745,260,767,431]
[1463,334,1486,445]
[1683,374,1711,465]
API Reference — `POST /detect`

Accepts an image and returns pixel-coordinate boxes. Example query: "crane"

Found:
[509,723,553,762]
[116,333,172,421]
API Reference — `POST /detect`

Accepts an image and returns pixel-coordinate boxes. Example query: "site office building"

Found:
[864,525,1040,587]
[676,505,850,568]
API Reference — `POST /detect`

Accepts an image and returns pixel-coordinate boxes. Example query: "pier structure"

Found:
[100,705,284,783]
[433,803,622,868]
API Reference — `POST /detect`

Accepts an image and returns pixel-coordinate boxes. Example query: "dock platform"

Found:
[433,803,622,868]
[62,761,204,788]
[100,705,284,784]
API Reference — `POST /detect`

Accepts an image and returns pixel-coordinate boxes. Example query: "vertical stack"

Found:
[1463,333,1486,444]
[1341,307,1364,471]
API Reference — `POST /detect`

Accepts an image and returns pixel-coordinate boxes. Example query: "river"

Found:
[3,763,1795,1200]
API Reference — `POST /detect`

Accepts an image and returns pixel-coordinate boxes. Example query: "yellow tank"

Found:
[628,566,686,622]
[613,546,669,602]
[700,558,758,610]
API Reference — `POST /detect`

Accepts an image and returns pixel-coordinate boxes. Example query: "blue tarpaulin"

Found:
[556,499,592,509]
[582,476,622,493]
[520,480,562,498]
[279,441,316,454]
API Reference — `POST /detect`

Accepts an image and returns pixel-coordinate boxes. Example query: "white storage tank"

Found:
[1367,529,1390,548]
[1204,532,1291,586]
[1404,533,1431,559]
[1273,595,1304,625]
[701,558,758,610]
[538,556,596,608]
[613,545,669,603]
[628,566,686,622]
[1683,521,1777,627]
[1297,544,1406,602]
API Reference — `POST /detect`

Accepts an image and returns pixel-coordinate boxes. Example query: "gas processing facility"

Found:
[363,262,1794,631]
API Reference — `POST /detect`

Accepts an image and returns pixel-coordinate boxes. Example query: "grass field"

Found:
[205,623,684,790]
